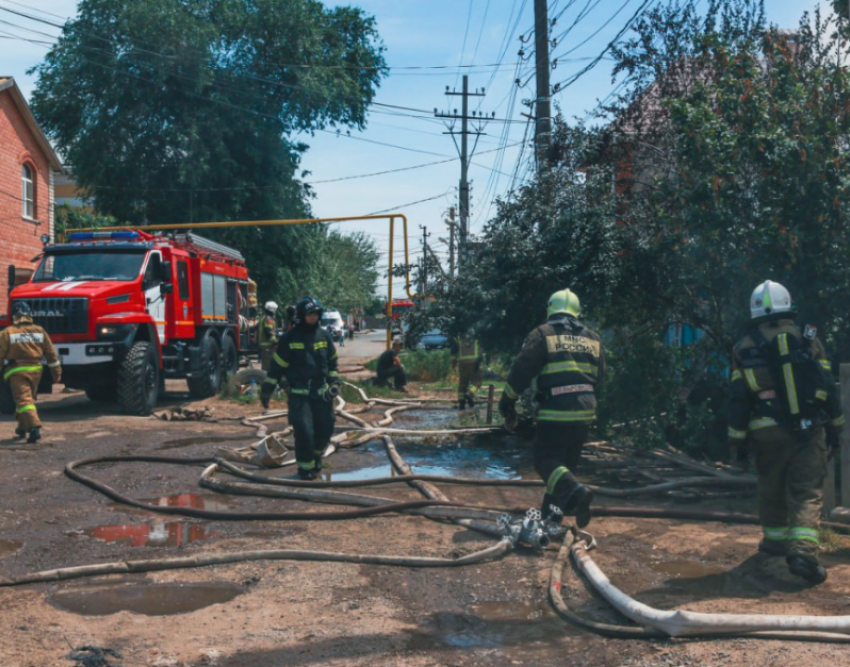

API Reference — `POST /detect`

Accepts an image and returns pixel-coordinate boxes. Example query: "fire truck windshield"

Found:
[34,251,147,282]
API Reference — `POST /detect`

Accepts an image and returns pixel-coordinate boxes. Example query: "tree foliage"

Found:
[437,0,850,454]
[30,0,386,299]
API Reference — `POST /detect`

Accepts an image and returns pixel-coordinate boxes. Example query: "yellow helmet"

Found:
[547,289,581,318]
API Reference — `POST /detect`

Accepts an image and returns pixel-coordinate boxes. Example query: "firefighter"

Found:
[452,334,482,410]
[0,301,61,443]
[498,289,603,529]
[261,296,339,480]
[258,301,278,371]
[728,281,844,584]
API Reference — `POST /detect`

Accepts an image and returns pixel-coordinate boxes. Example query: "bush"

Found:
[400,349,452,382]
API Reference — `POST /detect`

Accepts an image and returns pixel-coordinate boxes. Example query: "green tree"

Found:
[30,0,387,297]
[291,230,381,314]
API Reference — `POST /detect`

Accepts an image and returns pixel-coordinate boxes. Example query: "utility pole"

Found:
[419,224,431,297]
[534,0,552,171]
[436,76,492,270]
[446,206,456,279]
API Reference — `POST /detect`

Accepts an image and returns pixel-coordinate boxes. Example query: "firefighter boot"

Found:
[465,389,476,409]
[758,538,788,557]
[552,476,593,529]
[787,553,827,584]
[298,467,318,481]
[27,427,41,444]
[14,428,25,440]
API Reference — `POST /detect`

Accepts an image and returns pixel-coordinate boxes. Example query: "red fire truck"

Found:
[1,230,252,415]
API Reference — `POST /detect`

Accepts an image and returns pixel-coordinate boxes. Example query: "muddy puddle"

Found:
[328,438,535,482]
[79,522,220,548]
[50,582,245,616]
[0,539,22,558]
[418,599,593,656]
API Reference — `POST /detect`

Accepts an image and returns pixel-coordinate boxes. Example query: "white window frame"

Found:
[21,163,34,220]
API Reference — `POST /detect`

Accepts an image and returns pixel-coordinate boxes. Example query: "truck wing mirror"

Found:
[159,261,172,283]
[160,283,174,295]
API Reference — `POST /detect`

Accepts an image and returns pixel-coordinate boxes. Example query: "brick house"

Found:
[0,76,63,316]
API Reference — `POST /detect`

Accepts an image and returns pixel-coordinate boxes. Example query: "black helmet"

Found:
[12,301,31,318]
[296,296,323,320]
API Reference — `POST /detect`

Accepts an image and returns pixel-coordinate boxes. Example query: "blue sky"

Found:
[0,0,836,296]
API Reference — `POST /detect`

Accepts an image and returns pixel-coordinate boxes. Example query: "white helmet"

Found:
[750,281,792,320]
[264,301,279,314]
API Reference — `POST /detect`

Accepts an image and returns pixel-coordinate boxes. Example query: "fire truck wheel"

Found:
[0,380,14,415]
[187,334,222,398]
[117,341,160,415]
[221,334,238,380]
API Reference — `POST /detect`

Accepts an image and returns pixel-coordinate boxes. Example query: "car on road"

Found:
[321,309,345,341]
[416,328,450,351]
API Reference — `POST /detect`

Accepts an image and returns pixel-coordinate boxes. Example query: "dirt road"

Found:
[0,378,847,667]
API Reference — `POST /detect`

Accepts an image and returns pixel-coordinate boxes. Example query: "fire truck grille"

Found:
[17,298,89,334]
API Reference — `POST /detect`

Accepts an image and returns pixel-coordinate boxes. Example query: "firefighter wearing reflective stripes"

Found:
[453,336,482,409]
[0,302,61,443]
[261,297,338,480]
[258,301,278,371]
[499,289,602,528]
[728,280,844,584]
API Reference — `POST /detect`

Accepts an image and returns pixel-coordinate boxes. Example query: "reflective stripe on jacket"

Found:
[505,315,604,422]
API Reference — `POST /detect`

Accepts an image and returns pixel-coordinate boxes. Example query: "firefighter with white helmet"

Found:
[728,280,844,584]
[258,301,279,371]
[498,288,604,529]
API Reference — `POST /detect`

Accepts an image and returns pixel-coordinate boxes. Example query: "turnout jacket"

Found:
[258,315,277,349]
[266,323,339,398]
[0,316,61,381]
[728,318,844,441]
[451,336,480,364]
[505,315,605,423]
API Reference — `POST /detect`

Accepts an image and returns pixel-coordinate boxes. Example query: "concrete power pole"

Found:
[436,77,491,270]
[446,206,456,279]
[534,0,552,171]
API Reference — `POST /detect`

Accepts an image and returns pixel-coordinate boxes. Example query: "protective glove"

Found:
[51,367,62,384]
[727,439,749,472]
[260,382,275,410]
[499,394,518,432]
[826,427,840,462]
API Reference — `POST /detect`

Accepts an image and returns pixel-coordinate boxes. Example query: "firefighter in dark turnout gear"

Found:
[261,296,339,480]
[498,289,604,528]
[258,301,278,371]
[728,280,843,584]
[0,301,61,443]
[452,335,482,410]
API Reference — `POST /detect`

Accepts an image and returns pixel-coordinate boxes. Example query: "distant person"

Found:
[451,334,482,410]
[0,301,62,443]
[375,337,407,392]
[258,301,278,371]
[339,324,346,347]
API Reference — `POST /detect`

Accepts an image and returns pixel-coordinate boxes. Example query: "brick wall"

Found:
[0,89,52,317]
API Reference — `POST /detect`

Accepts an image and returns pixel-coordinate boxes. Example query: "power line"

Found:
[367,192,455,216]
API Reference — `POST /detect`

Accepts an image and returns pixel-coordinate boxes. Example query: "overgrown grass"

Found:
[820,526,847,552]
[341,379,400,404]
[400,349,453,382]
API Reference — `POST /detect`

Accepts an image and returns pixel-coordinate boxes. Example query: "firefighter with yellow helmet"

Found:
[728,280,844,584]
[498,289,604,529]
[452,334,482,410]
[0,301,61,443]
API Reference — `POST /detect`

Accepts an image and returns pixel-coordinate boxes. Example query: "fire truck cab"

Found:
[1,230,251,415]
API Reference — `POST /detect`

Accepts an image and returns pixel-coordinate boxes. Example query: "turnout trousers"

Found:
[751,425,827,557]
[457,360,483,403]
[260,347,275,372]
[287,394,336,473]
[9,369,42,433]
[534,421,589,495]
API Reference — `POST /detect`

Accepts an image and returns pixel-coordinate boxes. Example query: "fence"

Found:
[823,364,850,518]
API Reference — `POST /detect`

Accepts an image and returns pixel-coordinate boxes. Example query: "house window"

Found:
[21,164,34,219]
